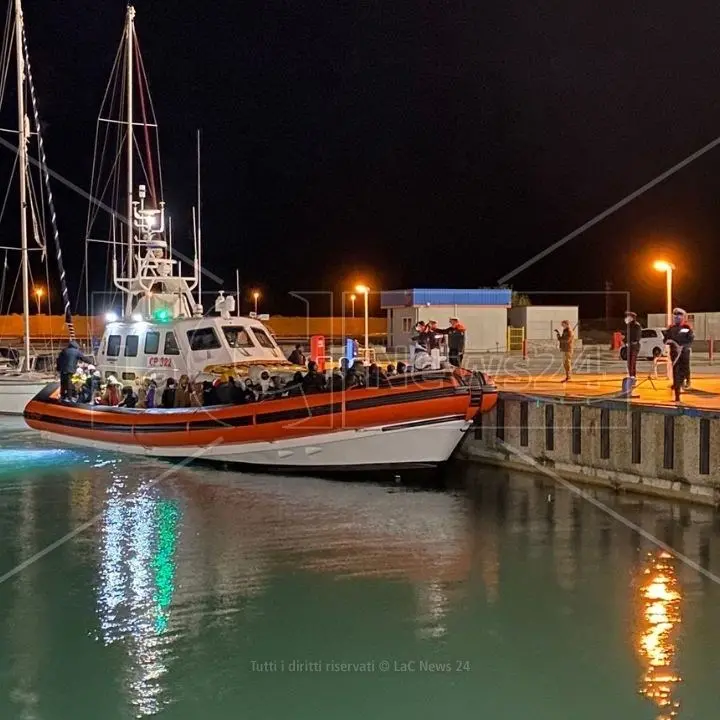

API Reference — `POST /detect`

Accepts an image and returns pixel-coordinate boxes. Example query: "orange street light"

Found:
[653,261,675,325]
[350,293,357,317]
[354,285,370,364]
[253,291,260,315]
[34,287,45,314]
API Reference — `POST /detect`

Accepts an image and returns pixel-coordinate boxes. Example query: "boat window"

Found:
[187,327,221,351]
[223,326,253,348]
[252,327,275,349]
[107,334,121,357]
[122,372,136,381]
[164,331,181,355]
[124,335,139,357]
[144,331,160,355]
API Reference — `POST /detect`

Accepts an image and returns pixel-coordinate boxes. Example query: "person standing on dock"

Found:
[56,340,92,401]
[623,311,642,379]
[663,308,694,402]
[555,320,574,382]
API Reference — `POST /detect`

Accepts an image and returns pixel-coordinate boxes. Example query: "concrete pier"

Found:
[461,374,720,506]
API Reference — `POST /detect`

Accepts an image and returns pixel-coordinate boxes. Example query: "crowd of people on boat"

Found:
[58,356,415,409]
[53,314,467,409]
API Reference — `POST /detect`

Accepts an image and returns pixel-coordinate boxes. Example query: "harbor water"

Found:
[0,417,719,719]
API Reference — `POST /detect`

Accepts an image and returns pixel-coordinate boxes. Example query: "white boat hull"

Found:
[38,416,471,470]
[0,377,53,415]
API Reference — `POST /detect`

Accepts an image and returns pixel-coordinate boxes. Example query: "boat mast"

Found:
[14,0,30,369]
[125,5,135,315]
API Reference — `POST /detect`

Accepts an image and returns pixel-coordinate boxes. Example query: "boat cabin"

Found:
[96,312,291,385]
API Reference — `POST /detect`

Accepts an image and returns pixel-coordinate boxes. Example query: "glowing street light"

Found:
[253,290,260,315]
[355,284,370,364]
[350,293,356,318]
[653,260,675,326]
[33,287,44,315]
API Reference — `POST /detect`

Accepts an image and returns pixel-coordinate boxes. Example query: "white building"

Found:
[508,305,580,341]
[381,289,512,352]
[647,312,720,340]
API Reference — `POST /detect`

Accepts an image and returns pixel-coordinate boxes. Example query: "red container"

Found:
[611,331,623,350]
[310,335,326,371]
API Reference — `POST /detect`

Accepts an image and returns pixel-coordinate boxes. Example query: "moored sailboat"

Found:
[0,0,75,414]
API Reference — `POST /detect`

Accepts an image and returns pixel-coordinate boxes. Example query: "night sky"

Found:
[6,1,720,317]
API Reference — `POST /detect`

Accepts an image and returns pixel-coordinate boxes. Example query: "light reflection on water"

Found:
[636,551,682,719]
[1,423,720,719]
[97,477,180,716]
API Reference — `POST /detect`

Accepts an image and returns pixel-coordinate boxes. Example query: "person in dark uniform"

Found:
[56,340,92,401]
[663,307,694,402]
[623,311,642,379]
[441,317,466,368]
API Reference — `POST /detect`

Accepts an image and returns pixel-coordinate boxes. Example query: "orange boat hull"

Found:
[24,370,497,470]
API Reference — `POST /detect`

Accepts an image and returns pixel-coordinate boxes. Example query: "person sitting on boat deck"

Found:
[161,378,176,408]
[99,376,122,406]
[118,386,137,408]
[78,368,102,404]
[302,360,326,393]
[259,370,275,398]
[367,363,389,388]
[284,371,305,397]
[202,380,220,406]
[56,340,93,401]
[396,361,407,375]
[189,381,203,407]
[386,363,396,376]
[145,378,158,408]
[288,344,306,366]
[174,374,191,408]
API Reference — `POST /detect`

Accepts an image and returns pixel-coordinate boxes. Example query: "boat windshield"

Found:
[252,327,276,349]
[223,326,254,349]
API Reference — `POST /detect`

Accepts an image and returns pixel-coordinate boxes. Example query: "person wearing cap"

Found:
[439,317,466,367]
[623,311,642,379]
[663,307,694,402]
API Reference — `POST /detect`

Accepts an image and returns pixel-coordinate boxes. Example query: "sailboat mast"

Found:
[14,0,30,369]
[125,5,135,314]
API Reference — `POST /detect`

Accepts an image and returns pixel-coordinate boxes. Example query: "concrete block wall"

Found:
[462,394,720,506]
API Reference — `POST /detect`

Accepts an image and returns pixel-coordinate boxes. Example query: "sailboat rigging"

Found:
[0,0,73,414]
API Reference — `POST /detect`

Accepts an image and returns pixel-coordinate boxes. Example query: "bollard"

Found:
[522,339,528,360]
[710,338,714,364]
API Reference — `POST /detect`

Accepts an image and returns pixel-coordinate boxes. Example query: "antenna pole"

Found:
[15,0,30,369]
[236,268,240,317]
[125,6,135,307]
[196,128,202,307]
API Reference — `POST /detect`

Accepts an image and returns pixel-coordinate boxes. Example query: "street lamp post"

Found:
[653,260,675,326]
[653,260,675,382]
[350,293,356,318]
[253,291,260,316]
[34,287,44,314]
[355,285,369,364]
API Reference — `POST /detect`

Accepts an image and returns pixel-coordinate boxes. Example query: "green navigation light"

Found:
[153,307,172,323]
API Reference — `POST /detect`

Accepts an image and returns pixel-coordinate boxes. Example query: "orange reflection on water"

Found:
[636,551,682,719]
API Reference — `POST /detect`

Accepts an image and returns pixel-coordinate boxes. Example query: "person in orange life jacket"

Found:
[554,320,574,382]
[623,311,642,379]
[439,317,466,367]
[663,307,694,402]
